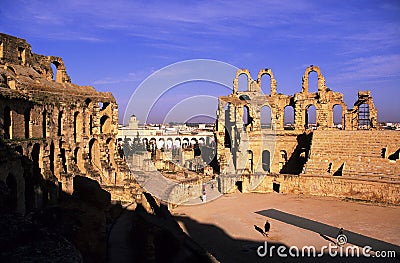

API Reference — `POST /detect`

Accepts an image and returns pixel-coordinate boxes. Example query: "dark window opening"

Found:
[42,110,47,138]
[4,106,11,139]
[24,108,30,138]
[273,182,280,193]
[262,150,271,172]
[57,111,63,136]
[235,181,243,192]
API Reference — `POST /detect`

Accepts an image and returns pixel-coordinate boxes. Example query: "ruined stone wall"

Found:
[253,174,400,205]
[215,66,379,176]
[0,33,136,213]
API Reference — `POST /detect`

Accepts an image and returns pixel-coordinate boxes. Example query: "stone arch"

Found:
[305,104,317,129]
[284,105,295,130]
[243,105,250,126]
[73,111,83,142]
[260,105,272,129]
[158,138,165,150]
[166,138,173,149]
[301,65,326,94]
[99,102,110,111]
[198,137,205,145]
[4,106,12,139]
[332,104,345,128]
[279,150,288,171]
[262,150,271,172]
[233,69,251,93]
[174,138,181,148]
[106,138,116,168]
[48,57,70,83]
[89,138,101,171]
[182,138,190,148]
[257,68,277,95]
[191,137,198,146]
[100,115,111,134]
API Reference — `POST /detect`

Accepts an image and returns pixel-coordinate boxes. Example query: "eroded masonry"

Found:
[216,67,400,203]
[0,33,138,214]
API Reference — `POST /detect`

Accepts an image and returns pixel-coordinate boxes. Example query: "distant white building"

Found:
[118,115,215,150]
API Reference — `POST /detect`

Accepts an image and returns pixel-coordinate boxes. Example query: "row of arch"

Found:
[225,103,346,131]
[2,104,112,141]
[233,65,326,95]
[123,136,214,150]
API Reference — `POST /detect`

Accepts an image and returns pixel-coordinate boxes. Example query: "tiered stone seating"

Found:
[305,130,400,181]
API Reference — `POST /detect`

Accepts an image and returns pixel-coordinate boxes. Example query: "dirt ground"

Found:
[172,192,400,262]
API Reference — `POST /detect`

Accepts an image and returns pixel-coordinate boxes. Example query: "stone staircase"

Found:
[128,161,177,203]
[305,130,400,181]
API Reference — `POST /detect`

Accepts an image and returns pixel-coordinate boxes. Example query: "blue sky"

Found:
[1,0,399,124]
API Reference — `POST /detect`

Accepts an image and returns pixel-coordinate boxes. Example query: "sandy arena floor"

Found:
[172,192,400,262]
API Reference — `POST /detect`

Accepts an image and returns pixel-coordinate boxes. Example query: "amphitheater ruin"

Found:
[0,33,139,215]
[215,66,399,204]
[1,32,399,214]
[0,32,399,261]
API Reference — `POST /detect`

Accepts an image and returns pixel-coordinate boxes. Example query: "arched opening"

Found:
[74,111,83,142]
[308,71,318,93]
[99,102,110,111]
[50,61,63,82]
[333,104,343,129]
[243,105,250,126]
[260,105,272,129]
[74,147,84,172]
[42,110,47,138]
[4,106,12,139]
[262,150,271,172]
[57,111,63,136]
[224,103,233,148]
[284,106,295,130]
[106,138,116,167]
[358,103,370,129]
[6,173,18,211]
[89,139,101,170]
[50,142,55,175]
[279,150,287,171]
[182,138,189,148]
[247,150,253,173]
[60,146,67,174]
[238,73,248,92]
[260,73,271,94]
[158,138,165,150]
[18,47,26,64]
[166,138,173,149]
[190,138,198,147]
[173,138,181,148]
[100,115,111,134]
[31,143,41,176]
[305,105,317,129]
[24,108,30,138]
[89,114,93,135]
[15,145,23,155]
